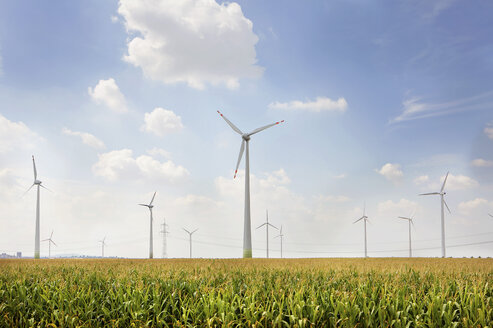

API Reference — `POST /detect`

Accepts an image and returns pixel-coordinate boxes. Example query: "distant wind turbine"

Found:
[398,214,415,258]
[419,172,450,258]
[139,191,156,259]
[42,230,56,258]
[489,213,493,218]
[353,203,370,258]
[99,236,107,258]
[256,210,278,258]
[160,217,169,259]
[183,228,198,259]
[275,225,284,258]
[217,110,284,258]
[26,156,50,259]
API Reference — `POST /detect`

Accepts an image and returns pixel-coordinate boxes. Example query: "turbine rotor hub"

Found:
[242,134,250,141]
[34,180,42,185]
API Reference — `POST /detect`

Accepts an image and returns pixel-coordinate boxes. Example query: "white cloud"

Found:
[427,173,479,191]
[458,198,491,214]
[88,78,128,113]
[471,158,493,167]
[111,15,119,23]
[333,173,346,179]
[391,91,493,123]
[92,149,189,182]
[377,198,419,217]
[376,163,403,183]
[0,113,39,153]
[268,97,348,113]
[118,0,263,89]
[61,128,105,149]
[142,108,184,137]
[315,195,350,203]
[484,122,493,140]
[146,147,171,159]
[413,175,429,185]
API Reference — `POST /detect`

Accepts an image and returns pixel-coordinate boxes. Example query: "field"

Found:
[0,258,492,327]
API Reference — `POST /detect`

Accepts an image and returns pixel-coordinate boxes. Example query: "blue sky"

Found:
[0,0,492,258]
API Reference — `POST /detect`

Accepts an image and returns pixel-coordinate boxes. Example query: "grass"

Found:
[0,258,492,327]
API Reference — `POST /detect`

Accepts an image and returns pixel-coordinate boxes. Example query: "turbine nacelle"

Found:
[242,134,251,141]
[34,180,42,185]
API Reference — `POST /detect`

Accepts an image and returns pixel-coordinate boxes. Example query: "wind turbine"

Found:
[353,203,370,258]
[99,236,107,258]
[160,217,169,259]
[42,230,56,258]
[256,210,278,258]
[139,191,156,259]
[419,172,450,258]
[217,110,284,258]
[489,214,493,218]
[26,156,50,259]
[275,225,284,258]
[183,228,198,259]
[397,215,415,258]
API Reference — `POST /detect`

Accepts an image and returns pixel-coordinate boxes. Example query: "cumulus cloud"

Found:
[376,163,403,183]
[141,108,184,137]
[427,173,479,191]
[88,78,128,113]
[92,149,189,182]
[118,0,263,89]
[377,198,419,217]
[61,128,105,149]
[268,97,348,113]
[413,175,429,185]
[457,198,491,214]
[146,147,171,159]
[485,122,493,140]
[0,113,39,153]
[471,158,493,167]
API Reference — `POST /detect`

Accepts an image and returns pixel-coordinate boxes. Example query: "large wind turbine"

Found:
[256,210,278,258]
[353,204,370,258]
[139,191,156,259]
[217,110,284,258]
[42,230,56,258]
[275,225,284,258]
[27,156,50,259]
[183,228,198,258]
[397,215,414,257]
[419,172,450,258]
[99,236,107,258]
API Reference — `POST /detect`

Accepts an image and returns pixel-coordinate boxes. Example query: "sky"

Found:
[0,0,492,259]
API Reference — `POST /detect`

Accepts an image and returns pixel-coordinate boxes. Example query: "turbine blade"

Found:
[217,110,243,135]
[138,204,149,207]
[183,228,191,234]
[353,217,364,224]
[234,140,245,179]
[398,216,410,220]
[247,120,285,137]
[50,230,54,239]
[256,223,267,229]
[40,184,52,192]
[267,223,278,230]
[489,214,493,218]
[419,192,439,196]
[32,155,37,180]
[191,229,198,234]
[23,184,36,196]
[42,238,49,242]
[363,202,366,217]
[149,191,156,206]
[51,240,57,247]
[441,171,449,192]
[443,198,451,214]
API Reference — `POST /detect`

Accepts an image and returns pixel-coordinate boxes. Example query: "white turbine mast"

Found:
[217,110,284,258]
[353,203,370,258]
[99,236,107,258]
[26,155,50,259]
[274,225,284,258]
[256,210,278,258]
[139,191,156,259]
[41,230,56,258]
[183,228,198,259]
[160,217,169,259]
[419,172,450,258]
[398,213,415,258]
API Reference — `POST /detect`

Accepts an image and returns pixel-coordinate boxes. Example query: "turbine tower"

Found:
[183,228,198,259]
[99,236,107,258]
[42,230,56,258]
[139,191,156,259]
[256,210,278,258]
[275,225,284,258]
[420,172,450,258]
[397,215,414,257]
[217,110,284,258]
[353,203,370,258]
[27,156,50,259]
[160,217,169,259]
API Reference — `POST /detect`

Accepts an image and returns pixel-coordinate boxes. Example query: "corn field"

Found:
[0,258,492,327]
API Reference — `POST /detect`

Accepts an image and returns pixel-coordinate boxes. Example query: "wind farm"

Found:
[1,0,493,326]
